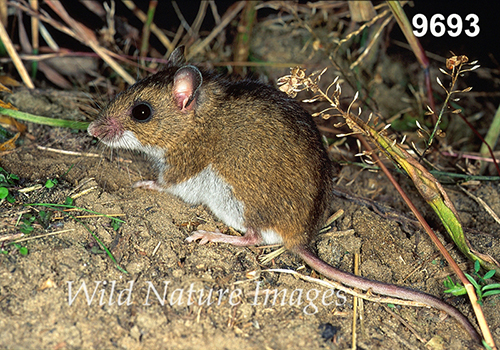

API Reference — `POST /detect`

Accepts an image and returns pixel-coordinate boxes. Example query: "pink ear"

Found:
[173,65,202,111]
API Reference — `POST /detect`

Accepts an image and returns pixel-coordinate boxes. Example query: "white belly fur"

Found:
[166,165,246,232]
[166,165,284,245]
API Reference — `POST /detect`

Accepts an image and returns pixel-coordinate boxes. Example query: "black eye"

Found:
[131,102,152,122]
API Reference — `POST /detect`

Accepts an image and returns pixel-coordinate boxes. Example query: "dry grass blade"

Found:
[372,130,499,275]
[41,0,135,85]
[10,0,136,84]
[190,1,210,39]
[349,13,392,71]
[30,0,39,65]
[139,0,157,58]
[186,1,246,60]
[0,18,34,88]
[387,1,436,124]
[121,0,174,54]
[460,186,500,230]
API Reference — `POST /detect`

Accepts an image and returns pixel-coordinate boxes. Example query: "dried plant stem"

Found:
[30,0,39,77]
[0,16,34,88]
[387,1,436,124]
[427,69,460,149]
[11,0,135,85]
[357,135,495,348]
[186,1,246,60]
[139,0,157,58]
[121,0,174,54]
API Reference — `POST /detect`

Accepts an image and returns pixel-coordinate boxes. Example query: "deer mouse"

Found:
[88,47,479,342]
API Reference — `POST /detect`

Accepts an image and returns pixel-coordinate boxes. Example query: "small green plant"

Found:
[24,202,128,274]
[0,244,28,256]
[111,218,123,231]
[444,260,500,305]
[0,167,19,203]
[18,213,36,234]
[12,243,28,256]
[0,186,8,199]
[37,210,52,229]
[44,178,58,188]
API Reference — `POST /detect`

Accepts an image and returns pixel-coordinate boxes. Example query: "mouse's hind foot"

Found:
[186,227,263,247]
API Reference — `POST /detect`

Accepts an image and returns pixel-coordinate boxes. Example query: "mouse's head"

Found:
[88,47,203,156]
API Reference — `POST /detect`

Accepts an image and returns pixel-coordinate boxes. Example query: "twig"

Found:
[121,0,174,54]
[459,185,500,227]
[11,229,75,243]
[0,15,34,88]
[186,1,246,60]
[10,0,135,85]
[36,145,100,157]
[382,305,427,343]
[30,0,39,78]
[139,0,157,58]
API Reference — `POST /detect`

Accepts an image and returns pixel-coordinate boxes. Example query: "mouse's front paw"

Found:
[185,229,223,245]
[133,180,163,192]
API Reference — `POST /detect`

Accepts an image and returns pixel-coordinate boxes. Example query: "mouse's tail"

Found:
[294,245,481,343]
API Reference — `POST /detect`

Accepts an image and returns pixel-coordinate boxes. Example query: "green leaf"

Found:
[0,187,8,199]
[13,243,28,256]
[483,270,496,280]
[0,106,90,130]
[482,283,500,291]
[465,273,481,290]
[45,179,57,188]
[7,193,15,203]
[18,246,28,256]
[444,286,467,296]
[474,260,481,273]
[111,219,123,231]
[20,224,34,234]
[482,290,500,298]
[443,276,456,288]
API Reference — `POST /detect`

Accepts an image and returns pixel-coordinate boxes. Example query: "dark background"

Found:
[41,1,500,68]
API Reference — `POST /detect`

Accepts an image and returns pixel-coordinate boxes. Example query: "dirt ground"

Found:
[1,2,500,350]
[1,93,499,350]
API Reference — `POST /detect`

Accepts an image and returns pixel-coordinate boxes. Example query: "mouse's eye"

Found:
[131,102,152,122]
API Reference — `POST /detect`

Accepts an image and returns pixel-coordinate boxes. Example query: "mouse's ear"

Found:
[168,46,186,67]
[173,65,203,111]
